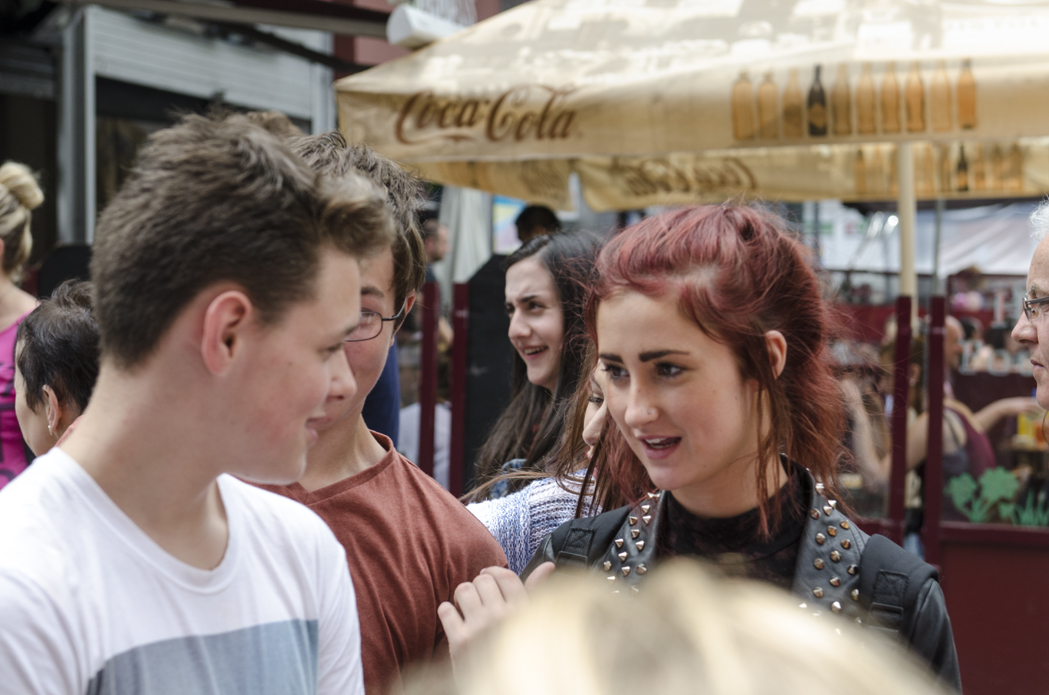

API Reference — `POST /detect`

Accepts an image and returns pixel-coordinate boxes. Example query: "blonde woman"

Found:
[412,560,948,695]
[0,162,42,488]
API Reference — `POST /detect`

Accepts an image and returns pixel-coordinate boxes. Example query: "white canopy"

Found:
[336,0,1049,212]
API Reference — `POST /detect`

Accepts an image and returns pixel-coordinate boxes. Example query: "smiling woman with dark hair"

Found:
[15,280,99,457]
[468,231,601,501]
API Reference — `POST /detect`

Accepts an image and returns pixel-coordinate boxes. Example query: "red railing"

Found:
[925,297,946,568]
[880,296,1049,694]
[885,295,912,545]
[417,282,438,478]
[449,284,469,497]
[416,281,469,496]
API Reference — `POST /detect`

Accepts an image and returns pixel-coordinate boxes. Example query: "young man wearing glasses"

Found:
[256,133,507,695]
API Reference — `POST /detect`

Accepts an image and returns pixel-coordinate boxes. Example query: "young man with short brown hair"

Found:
[258,132,507,695]
[0,114,393,695]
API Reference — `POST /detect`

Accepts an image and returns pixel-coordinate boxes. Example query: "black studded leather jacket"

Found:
[524,467,962,692]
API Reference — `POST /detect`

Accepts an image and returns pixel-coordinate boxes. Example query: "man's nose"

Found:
[1013,312,1036,345]
[331,345,358,401]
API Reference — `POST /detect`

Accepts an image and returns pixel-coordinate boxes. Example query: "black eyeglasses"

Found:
[345,301,407,343]
[1023,294,1049,323]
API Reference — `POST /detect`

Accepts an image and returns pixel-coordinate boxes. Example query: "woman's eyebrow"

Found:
[598,353,623,364]
[639,350,689,363]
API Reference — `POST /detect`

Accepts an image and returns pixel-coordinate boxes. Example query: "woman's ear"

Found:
[764,330,788,379]
[42,384,61,437]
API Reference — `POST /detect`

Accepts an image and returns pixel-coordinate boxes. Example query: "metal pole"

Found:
[57,8,95,244]
[448,283,469,497]
[811,200,821,259]
[897,143,918,305]
[889,295,912,545]
[418,282,439,477]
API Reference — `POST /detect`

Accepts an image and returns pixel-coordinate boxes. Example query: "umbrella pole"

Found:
[932,198,944,295]
[897,143,918,318]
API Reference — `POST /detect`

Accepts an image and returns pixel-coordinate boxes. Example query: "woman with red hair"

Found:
[447,206,960,688]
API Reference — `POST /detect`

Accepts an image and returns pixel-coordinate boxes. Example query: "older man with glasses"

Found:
[1013,204,1049,408]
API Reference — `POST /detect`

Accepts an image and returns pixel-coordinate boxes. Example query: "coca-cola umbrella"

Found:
[335,0,1049,295]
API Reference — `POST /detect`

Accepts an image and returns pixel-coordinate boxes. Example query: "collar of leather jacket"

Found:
[599,465,870,620]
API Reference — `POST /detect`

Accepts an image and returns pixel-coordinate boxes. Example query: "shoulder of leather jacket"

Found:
[789,467,869,620]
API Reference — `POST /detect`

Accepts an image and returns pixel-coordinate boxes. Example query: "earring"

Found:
[47,425,54,437]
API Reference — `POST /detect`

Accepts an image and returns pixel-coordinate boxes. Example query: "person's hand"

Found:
[995,397,1042,417]
[437,562,555,671]
[839,377,866,415]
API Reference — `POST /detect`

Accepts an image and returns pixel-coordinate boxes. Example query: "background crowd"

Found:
[8,107,1049,694]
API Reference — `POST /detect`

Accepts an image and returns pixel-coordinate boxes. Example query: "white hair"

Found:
[1031,199,1049,242]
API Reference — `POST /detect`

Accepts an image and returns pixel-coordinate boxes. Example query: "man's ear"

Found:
[391,291,418,346]
[201,290,253,375]
[42,384,61,435]
[764,330,788,379]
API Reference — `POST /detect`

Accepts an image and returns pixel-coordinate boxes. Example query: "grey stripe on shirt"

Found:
[86,620,318,695]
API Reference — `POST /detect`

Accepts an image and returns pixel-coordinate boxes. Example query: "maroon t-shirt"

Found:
[258,432,507,694]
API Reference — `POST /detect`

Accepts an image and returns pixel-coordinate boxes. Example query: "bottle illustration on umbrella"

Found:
[958,59,977,130]
[956,145,969,192]
[939,144,953,193]
[855,148,866,195]
[808,65,828,136]
[833,64,851,135]
[881,62,901,134]
[783,68,804,138]
[919,144,936,197]
[930,60,952,132]
[991,144,1004,191]
[906,61,925,133]
[1008,143,1023,191]
[889,145,898,196]
[870,146,885,195]
[856,63,876,134]
[972,144,986,191]
[732,71,756,140]
[758,71,779,139]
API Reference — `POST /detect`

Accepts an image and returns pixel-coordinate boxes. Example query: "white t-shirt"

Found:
[0,448,364,695]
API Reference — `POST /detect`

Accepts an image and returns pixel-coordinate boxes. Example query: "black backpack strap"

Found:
[859,535,939,638]
[521,507,631,579]
[554,528,596,569]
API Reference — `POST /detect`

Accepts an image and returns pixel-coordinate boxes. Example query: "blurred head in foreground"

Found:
[408,560,945,695]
